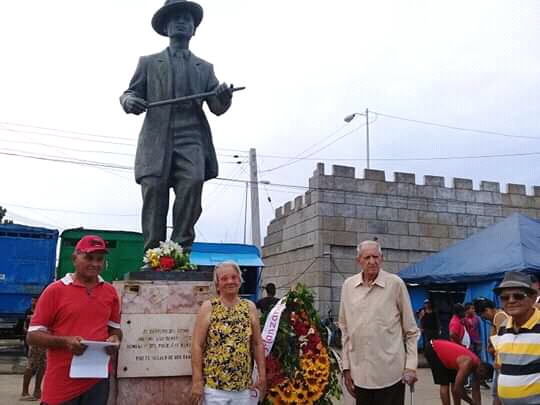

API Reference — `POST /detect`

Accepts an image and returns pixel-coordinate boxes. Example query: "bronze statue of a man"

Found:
[120,0,233,252]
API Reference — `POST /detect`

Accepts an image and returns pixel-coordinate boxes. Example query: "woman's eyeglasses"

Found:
[499,292,529,302]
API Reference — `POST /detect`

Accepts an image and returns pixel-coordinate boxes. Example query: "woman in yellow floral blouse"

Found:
[191,261,266,405]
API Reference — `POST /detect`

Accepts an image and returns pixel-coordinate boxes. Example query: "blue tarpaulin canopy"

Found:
[190,242,264,267]
[399,214,540,363]
[399,213,540,284]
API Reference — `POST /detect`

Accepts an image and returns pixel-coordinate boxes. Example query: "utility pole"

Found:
[243,181,248,244]
[365,108,370,169]
[249,148,261,248]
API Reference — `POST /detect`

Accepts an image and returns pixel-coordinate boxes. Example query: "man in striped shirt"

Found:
[491,271,540,405]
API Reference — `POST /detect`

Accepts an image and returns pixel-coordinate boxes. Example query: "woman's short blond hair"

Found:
[213,261,243,289]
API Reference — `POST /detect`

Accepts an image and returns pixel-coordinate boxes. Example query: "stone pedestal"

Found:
[113,271,214,405]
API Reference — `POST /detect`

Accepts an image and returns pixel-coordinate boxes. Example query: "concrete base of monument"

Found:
[112,276,215,405]
[115,376,193,405]
[124,270,213,282]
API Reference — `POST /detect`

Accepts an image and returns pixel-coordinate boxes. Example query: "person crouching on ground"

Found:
[425,339,488,405]
[191,261,266,405]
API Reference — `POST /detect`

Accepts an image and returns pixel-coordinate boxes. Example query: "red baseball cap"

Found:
[75,235,108,254]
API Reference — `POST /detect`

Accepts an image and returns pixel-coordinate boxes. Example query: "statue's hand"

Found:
[215,82,233,104]
[124,96,148,115]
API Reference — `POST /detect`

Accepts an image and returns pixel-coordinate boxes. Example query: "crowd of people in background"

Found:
[418,271,540,405]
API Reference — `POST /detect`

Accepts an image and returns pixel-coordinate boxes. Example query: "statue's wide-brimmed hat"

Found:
[493,271,537,295]
[152,0,203,36]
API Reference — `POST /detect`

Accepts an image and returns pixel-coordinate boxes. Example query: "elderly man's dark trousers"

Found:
[140,143,204,252]
[355,381,405,405]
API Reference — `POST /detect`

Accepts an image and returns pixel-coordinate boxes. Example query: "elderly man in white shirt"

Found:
[339,240,419,405]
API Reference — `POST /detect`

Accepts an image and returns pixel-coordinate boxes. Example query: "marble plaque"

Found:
[117,313,195,377]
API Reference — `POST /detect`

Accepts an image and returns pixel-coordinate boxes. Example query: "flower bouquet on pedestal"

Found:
[261,284,341,405]
[143,240,195,272]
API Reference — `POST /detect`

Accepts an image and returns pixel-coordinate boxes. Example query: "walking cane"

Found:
[409,383,415,405]
[148,85,246,108]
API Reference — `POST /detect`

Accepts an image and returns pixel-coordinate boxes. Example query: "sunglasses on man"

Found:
[499,292,529,302]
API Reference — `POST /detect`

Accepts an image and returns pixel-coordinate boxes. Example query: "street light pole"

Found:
[344,108,370,169]
[364,108,369,169]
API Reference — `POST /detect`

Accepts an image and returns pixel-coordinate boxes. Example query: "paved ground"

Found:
[0,371,496,405]
[337,367,493,405]
[1,339,494,405]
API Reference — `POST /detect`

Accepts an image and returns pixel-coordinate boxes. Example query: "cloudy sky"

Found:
[1,0,539,245]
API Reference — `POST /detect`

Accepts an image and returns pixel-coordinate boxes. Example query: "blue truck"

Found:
[0,224,58,337]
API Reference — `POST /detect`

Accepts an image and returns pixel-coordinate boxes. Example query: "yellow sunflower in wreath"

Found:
[262,285,341,405]
[266,343,331,404]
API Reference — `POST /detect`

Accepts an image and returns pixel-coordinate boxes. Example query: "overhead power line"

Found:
[5,203,138,217]
[0,150,133,169]
[374,151,540,161]
[261,124,360,173]
[4,147,540,177]
[0,138,135,157]
[7,136,540,219]
[0,121,251,155]
[372,111,540,140]
[3,110,539,178]
[0,133,245,162]
[0,149,246,169]
[0,121,135,141]
[6,164,540,220]
[0,125,135,146]
[257,151,540,162]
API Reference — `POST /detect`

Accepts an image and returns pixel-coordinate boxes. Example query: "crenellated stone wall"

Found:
[261,163,540,315]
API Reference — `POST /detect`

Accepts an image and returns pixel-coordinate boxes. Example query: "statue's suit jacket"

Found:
[120,49,230,184]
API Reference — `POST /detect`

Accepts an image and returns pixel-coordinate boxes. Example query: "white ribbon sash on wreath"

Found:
[249,297,287,405]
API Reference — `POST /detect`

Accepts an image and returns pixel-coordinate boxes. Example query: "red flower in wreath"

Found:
[266,354,286,387]
[292,314,309,336]
[159,256,176,271]
[307,333,321,351]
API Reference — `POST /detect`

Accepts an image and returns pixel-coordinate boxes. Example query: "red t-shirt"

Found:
[432,339,480,369]
[464,314,481,343]
[29,275,121,405]
[448,315,465,343]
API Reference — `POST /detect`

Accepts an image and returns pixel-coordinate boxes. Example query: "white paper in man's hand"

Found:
[69,340,119,378]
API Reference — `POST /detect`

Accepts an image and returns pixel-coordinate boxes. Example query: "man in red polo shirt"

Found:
[424,339,487,405]
[27,235,122,405]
